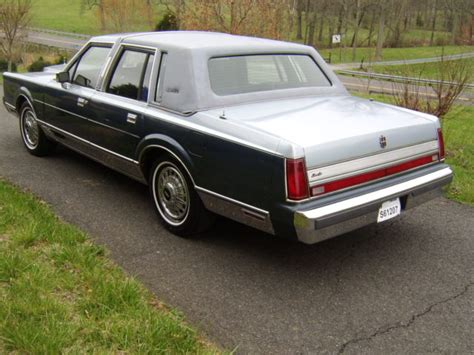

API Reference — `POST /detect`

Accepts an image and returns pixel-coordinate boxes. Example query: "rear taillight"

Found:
[437,128,445,160]
[286,158,309,200]
[310,154,438,197]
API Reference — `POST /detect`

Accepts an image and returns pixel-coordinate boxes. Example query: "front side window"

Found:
[208,54,331,96]
[71,45,111,89]
[107,49,154,101]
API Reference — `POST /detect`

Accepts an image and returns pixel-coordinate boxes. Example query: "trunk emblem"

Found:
[379,135,387,149]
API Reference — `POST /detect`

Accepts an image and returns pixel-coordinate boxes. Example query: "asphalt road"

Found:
[27,30,87,51]
[331,52,474,70]
[339,75,474,105]
[1,97,473,353]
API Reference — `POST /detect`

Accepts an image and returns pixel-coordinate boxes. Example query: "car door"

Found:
[42,44,113,139]
[87,46,156,159]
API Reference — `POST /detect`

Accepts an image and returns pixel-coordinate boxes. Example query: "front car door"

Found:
[42,43,113,139]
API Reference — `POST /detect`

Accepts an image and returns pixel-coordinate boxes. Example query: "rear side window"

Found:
[71,46,111,89]
[107,49,155,101]
[208,54,331,96]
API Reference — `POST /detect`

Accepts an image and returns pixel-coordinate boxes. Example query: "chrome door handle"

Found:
[127,113,138,124]
[77,97,88,107]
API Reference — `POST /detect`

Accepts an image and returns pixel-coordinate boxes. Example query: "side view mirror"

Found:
[56,71,69,83]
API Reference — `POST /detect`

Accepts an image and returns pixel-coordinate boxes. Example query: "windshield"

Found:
[208,54,331,96]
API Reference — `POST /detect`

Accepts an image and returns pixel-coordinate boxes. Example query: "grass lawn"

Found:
[30,0,101,35]
[357,57,474,80]
[319,45,474,64]
[351,92,474,205]
[30,0,157,35]
[0,180,217,353]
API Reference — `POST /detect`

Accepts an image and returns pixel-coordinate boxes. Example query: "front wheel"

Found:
[149,156,214,236]
[19,102,56,156]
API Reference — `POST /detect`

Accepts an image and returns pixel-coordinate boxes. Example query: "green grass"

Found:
[319,45,474,65]
[30,0,157,35]
[30,0,100,34]
[351,92,474,205]
[358,57,474,80]
[0,180,217,353]
[442,105,474,204]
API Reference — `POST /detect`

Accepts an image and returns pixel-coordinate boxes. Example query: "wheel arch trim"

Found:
[138,135,197,186]
[16,88,35,114]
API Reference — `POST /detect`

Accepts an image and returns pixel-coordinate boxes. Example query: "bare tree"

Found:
[374,0,386,60]
[392,55,472,119]
[0,0,31,72]
[177,0,291,39]
[83,0,155,32]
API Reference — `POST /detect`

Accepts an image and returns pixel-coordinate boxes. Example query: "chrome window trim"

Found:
[35,118,139,164]
[35,99,141,139]
[100,43,158,103]
[153,52,168,105]
[63,41,115,74]
[62,42,115,90]
[307,140,440,185]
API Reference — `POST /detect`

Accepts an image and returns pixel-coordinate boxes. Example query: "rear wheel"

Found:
[149,156,214,236]
[19,102,56,156]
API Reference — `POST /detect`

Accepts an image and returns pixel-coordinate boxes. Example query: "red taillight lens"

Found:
[311,154,438,197]
[286,158,309,200]
[437,128,445,160]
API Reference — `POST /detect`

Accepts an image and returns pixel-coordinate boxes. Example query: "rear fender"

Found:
[136,134,196,185]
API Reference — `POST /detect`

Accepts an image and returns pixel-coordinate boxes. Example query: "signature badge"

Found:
[379,135,387,149]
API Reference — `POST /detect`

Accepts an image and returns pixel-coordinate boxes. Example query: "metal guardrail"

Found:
[27,27,91,40]
[337,69,474,89]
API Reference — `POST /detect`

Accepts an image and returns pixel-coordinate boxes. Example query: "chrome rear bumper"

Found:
[294,167,453,244]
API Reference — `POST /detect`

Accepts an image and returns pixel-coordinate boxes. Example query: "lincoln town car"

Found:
[2,32,453,244]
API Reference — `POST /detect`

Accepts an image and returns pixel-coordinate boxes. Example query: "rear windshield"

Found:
[208,54,331,96]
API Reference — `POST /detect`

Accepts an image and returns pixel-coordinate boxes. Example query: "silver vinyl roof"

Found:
[93,31,348,113]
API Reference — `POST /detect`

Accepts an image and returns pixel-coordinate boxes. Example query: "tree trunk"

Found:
[430,0,438,46]
[351,0,361,62]
[451,12,459,44]
[318,8,325,42]
[367,7,376,46]
[296,0,303,40]
[470,14,474,45]
[375,3,386,61]
[307,9,317,46]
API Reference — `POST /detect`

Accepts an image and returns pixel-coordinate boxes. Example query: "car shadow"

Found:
[54,144,412,273]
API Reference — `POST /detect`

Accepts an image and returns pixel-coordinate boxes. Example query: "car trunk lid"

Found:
[206,95,439,168]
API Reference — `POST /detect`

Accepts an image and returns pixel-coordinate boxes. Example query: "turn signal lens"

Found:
[437,128,445,160]
[286,158,309,200]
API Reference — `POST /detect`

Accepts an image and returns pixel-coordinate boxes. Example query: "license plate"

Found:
[377,198,401,223]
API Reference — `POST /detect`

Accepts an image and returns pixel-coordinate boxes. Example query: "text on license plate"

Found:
[377,198,401,223]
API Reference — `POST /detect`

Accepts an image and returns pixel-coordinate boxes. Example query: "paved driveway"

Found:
[0,101,473,353]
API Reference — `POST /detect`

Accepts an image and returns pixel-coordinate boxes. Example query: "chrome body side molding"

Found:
[196,187,274,235]
[37,119,146,183]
